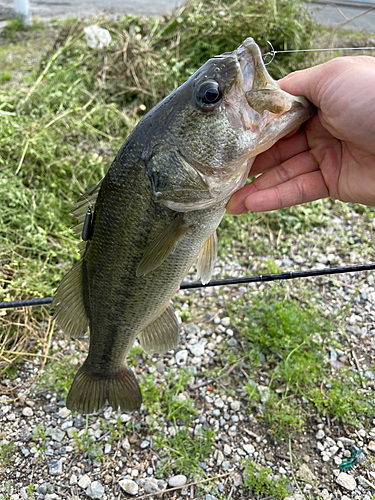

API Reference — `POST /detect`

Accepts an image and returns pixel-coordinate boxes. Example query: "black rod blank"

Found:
[1,263,375,311]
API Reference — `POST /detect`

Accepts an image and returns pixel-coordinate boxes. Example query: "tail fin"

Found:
[66,363,142,414]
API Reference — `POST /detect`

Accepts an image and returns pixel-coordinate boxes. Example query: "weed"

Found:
[155,427,215,478]
[242,459,291,498]
[229,286,374,433]
[72,417,103,460]
[38,352,79,397]
[0,441,15,466]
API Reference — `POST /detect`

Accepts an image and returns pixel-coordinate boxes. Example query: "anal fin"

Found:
[138,303,180,354]
[66,362,142,414]
[136,216,190,277]
[52,258,89,338]
[197,231,217,285]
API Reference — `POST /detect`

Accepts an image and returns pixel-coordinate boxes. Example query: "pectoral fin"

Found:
[138,303,180,354]
[136,216,190,277]
[197,231,217,285]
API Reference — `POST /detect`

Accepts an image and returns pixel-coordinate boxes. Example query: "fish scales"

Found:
[53,38,315,414]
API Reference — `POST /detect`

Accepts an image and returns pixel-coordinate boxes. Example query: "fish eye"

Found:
[196,81,223,110]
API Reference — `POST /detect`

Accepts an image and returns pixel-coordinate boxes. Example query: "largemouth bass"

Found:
[53,38,315,414]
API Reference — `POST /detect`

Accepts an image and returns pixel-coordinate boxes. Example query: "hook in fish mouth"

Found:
[236,37,312,117]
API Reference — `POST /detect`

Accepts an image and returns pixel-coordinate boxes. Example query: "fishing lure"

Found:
[340,447,362,471]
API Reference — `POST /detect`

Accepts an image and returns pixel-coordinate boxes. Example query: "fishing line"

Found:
[263,41,375,64]
[1,263,375,310]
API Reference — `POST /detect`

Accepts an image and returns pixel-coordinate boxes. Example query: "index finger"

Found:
[250,126,309,177]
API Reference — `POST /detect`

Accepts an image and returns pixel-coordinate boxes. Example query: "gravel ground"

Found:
[1,200,375,499]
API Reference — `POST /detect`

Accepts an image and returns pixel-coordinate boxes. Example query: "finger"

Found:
[249,127,309,177]
[227,149,319,214]
[244,170,329,212]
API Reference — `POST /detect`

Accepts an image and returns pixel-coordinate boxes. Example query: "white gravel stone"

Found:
[243,444,255,455]
[58,407,71,418]
[230,401,241,411]
[86,481,104,499]
[189,339,207,356]
[214,398,224,409]
[119,479,138,496]
[139,478,160,494]
[22,407,33,417]
[70,474,78,485]
[221,317,231,327]
[122,438,131,452]
[223,444,231,456]
[336,472,357,491]
[168,474,187,487]
[367,440,375,452]
[316,429,325,440]
[78,474,91,489]
[175,349,188,365]
[214,449,224,466]
[140,440,150,449]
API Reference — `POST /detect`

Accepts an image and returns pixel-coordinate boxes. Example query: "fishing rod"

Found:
[1,262,375,310]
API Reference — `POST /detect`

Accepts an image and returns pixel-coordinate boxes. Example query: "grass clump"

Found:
[230,287,374,433]
[243,460,291,498]
[155,427,215,478]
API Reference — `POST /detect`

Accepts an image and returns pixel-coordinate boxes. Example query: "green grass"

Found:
[154,427,215,478]
[228,286,374,434]
[242,460,291,498]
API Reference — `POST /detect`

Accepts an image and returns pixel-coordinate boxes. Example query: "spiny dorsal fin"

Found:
[197,231,217,285]
[136,216,190,277]
[66,362,142,414]
[72,180,102,235]
[138,303,180,354]
[52,258,89,338]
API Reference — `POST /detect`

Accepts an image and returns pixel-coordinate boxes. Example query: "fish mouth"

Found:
[233,37,315,151]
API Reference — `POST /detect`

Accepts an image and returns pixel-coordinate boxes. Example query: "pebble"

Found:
[230,400,241,411]
[189,339,207,357]
[221,317,231,327]
[139,478,160,494]
[119,479,138,496]
[221,460,231,471]
[336,472,357,491]
[316,429,325,440]
[243,444,255,455]
[140,440,150,449]
[185,323,200,335]
[168,475,187,488]
[86,481,104,499]
[78,474,91,489]
[175,349,188,365]
[47,459,63,476]
[22,407,33,417]
[223,444,231,456]
[47,427,65,442]
[368,440,375,452]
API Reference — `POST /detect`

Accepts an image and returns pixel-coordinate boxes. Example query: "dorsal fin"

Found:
[72,180,102,238]
[197,231,217,285]
[52,182,103,336]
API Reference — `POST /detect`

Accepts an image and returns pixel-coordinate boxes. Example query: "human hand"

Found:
[227,56,375,214]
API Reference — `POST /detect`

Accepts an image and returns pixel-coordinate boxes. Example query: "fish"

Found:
[53,37,315,414]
